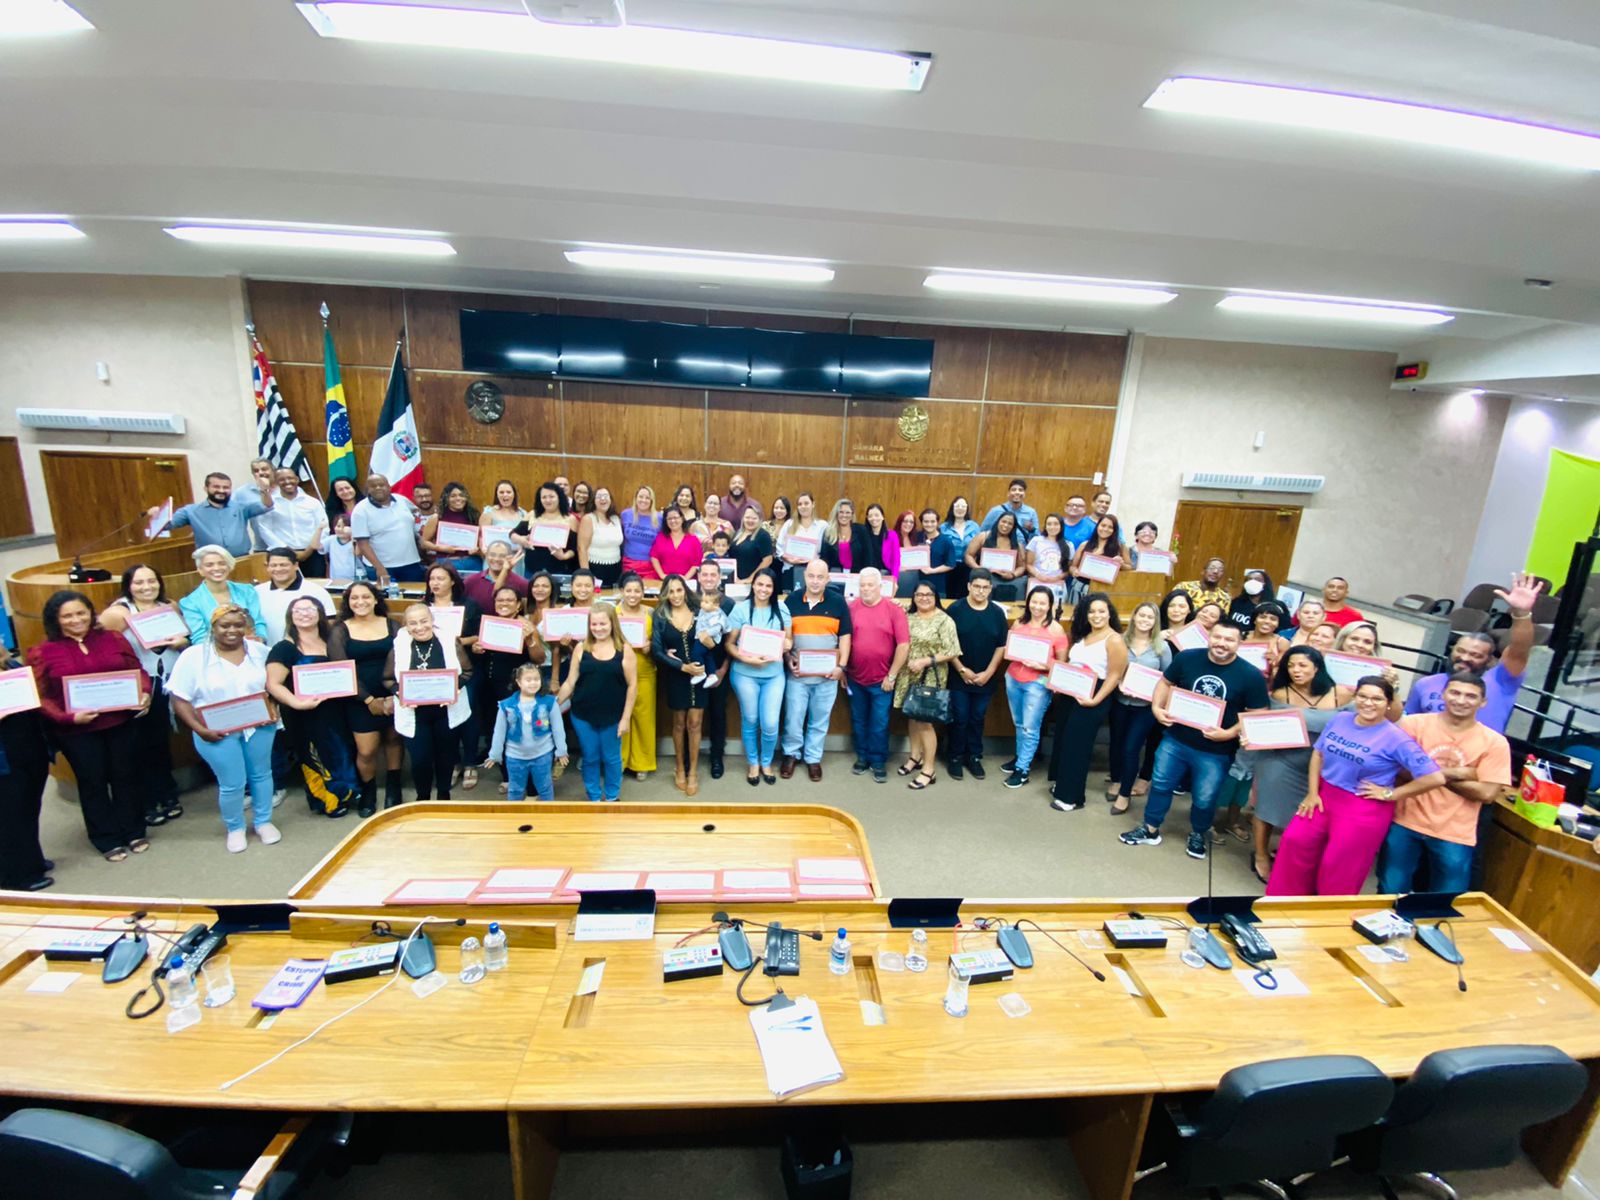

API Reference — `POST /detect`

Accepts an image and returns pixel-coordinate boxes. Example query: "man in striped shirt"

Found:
[780,559,852,781]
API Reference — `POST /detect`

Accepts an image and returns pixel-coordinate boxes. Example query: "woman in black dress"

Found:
[265,596,358,818]
[651,573,709,794]
[327,581,401,815]
[0,653,52,891]
[514,482,578,578]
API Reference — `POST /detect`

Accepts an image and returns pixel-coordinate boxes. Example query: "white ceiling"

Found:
[3,0,1600,362]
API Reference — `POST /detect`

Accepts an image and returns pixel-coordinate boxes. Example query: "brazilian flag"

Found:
[323,325,356,485]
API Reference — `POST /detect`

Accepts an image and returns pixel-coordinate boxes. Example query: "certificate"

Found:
[1078,553,1121,585]
[786,531,821,561]
[1119,662,1162,702]
[1324,651,1390,689]
[0,667,41,719]
[715,557,737,575]
[618,615,647,649]
[145,496,173,540]
[1135,549,1176,576]
[1240,708,1310,750]
[529,521,570,550]
[429,605,465,641]
[198,692,274,733]
[738,624,786,661]
[1166,687,1225,732]
[828,572,861,599]
[540,607,589,640]
[796,649,838,677]
[125,605,188,649]
[979,547,1017,572]
[1236,643,1272,673]
[63,670,143,714]
[1048,661,1098,700]
[292,660,357,699]
[1171,622,1210,652]
[1004,630,1053,669]
[399,669,459,706]
[477,614,528,654]
[434,521,480,552]
[899,545,931,572]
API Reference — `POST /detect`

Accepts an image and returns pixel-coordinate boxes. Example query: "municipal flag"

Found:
[370,340,424,499]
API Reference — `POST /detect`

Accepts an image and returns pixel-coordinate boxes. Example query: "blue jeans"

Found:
[193,728,276,833]
[571,717,622,801]
[847,680,895,768]
[1377,823,1475,894]
[506,752,556,802]
[947,687,994,763]
[1140,737,1230,835]
[1004,674,1051,773]
[731,669,785,768]
[782,674,838,764]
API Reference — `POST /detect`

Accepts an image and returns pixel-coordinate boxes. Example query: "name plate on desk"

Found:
[573,888,657,942]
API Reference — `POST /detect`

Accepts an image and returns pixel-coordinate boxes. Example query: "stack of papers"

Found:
[795,858,873,900]
[748,997,844,1099]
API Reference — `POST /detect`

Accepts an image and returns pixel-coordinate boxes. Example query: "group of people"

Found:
[0,463,1537,906]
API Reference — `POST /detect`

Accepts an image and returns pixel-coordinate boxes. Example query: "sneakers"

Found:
[1186,832,1207,860]
[967,758,987,781]
[1049,796,1084,812]
[872,766,888,783]
[1119,825,1162,847]
[851,760,871,775]
[225,829,247,853]
[271,788,286,809]
[948,761,964,781]
[255,822,282,846]
[1002,770,1029,789]
[1001,757,1017,773]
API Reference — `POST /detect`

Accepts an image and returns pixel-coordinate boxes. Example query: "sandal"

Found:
[896,758,924,777]
[461,768,478,791]
[908,771,937,790]
[1231,825,1251,844]
[1131,780,1149,797]
[103,847,129,863]
[129,838,151,854]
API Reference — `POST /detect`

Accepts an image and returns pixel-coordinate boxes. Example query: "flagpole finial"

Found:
[320,302,330,324]
[244,321,256,336]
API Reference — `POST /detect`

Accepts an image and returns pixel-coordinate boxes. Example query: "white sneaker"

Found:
[255,822,282,846]
[702,673,719,689]
[226,829,247,853]
[271,789,286,809]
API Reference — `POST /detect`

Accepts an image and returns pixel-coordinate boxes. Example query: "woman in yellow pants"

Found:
[616,572,657,779]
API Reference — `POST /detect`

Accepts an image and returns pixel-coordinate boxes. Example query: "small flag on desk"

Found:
[249,331,311,481]
[323,313,357,487]
[370,339,424,500]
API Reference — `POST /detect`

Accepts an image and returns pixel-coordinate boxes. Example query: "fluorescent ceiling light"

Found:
[1,0,92,36]
[1144,77,1600,171]
[923,269,1177,306]
[164,223,455,257]
[1216,291,1453,326]
[0,215,85,241]
[565,245,834,284]
[296,2,930,91]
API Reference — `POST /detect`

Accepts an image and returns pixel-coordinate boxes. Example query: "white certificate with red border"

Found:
[1240,708,1310,750]
[1167,687,1225,732]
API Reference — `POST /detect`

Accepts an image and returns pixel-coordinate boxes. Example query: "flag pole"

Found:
[248,320,325,503]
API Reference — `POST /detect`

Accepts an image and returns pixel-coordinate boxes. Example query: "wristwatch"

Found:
[1383,787,1395,800]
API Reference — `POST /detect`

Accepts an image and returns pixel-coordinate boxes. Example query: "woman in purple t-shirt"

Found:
[1267,677,1445,896]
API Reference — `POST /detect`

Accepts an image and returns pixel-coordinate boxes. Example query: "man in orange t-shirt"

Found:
[1377,672,1511,894]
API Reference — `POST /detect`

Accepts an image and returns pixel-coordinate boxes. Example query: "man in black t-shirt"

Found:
[1118,622,1267,860]
[945,568,1011,780]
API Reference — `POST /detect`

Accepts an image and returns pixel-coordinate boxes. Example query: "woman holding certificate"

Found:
[420,482,482,573]
[177,545,267,644]
[328,582,403,815]
[652,574,709,793]
[893,583,961,790]
[426,563,484,787]
[649,506,704,581]
[28,590,151,861]
[383,604,474,803]
[728,506,775,585]
[777,492,826,591]
[514,483,578,578]
[1025,513,1072,605]
[98,563,188,827]
[1069,515,1132,605]
[1107,602,1171,815]
[615,574,657,780]
[820,498,870,573]
[1001,587,1071,790]
[964,511,1026,601]
[620,487,660,580]
[577,486,625,588]
[470,585,543,791]
[167,606,279,854]
[1048,594,1129,812]
[556,603,638,802]
[725,569,791,786]
[265,596,360,818]
[904,509,958,598]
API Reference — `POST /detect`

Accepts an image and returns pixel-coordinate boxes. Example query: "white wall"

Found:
[1114,337,1509,604]
[1463,398,1600,590]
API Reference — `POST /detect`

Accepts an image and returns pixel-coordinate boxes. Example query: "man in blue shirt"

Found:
[980,478,1039,536]
[1060,494,1096,549]
[152,471,271,558]
[1404,573,1542,734]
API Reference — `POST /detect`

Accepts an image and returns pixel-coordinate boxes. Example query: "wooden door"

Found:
[0,438,34,540]
[39,451,192,557]
[1171,500,1302,593]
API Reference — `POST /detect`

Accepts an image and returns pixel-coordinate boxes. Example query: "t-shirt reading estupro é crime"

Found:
[1162,648,1269,754]
[1313,711,1439,794]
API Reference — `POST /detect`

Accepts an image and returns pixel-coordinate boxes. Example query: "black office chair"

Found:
[0,1108,348,1200]
[1343,1045,1588,1200]
[1138,1055,1394,1199]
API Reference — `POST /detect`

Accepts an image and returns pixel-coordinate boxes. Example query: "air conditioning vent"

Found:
[17,408,186,435]
[1182,471,1323,494]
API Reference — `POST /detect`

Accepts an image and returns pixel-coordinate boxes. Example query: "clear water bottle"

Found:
[828,928,851,975]
[459,936,486,985]
[384,579,401,600]
[166,954,198,1008]
[906,928,929,973]
[484,922,509,972]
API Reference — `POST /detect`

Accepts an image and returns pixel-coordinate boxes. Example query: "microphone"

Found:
[68,513,159,582]
[1011,919,1105,982]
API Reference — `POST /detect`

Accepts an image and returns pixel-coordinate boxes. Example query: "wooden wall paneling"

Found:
[0,438,35,539]
[707,390,844,470]
[984,330,1126,406]
[839,471,977,528]
[39,451,191,556]
[852,320,990,401]
[274,365,390,466]
[722,467,843,524]
[412,372,560,451]
[561,381,706,460]
[246,280,407,368]
[844,397,979,472]
[405,288,558,372]
[423,448,566,511]
[557,298,709,325]
[976,403,1116,480]
[561,458,705,517]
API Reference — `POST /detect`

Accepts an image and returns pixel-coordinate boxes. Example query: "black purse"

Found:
[901,664,950,724]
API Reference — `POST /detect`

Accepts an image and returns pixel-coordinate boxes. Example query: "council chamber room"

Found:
[2,3,1600,1199]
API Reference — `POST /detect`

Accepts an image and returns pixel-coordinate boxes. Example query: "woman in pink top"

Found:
[649,506,704,581]
[1002,585,1071,789]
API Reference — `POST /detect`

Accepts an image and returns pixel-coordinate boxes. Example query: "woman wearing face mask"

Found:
[1048,593,1129,812]
[328,581,402,816]
[265,596,360,818]
[1107,601,1170,816]
[383,604,474,803]
[178,545,267,644]
[98,563,187,828]
[1226,569,1278,635]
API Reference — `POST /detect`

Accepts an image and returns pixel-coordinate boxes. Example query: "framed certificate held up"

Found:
[618,615,647,649]
[198,692,275,734]
[1078,553,1121,585]
[1119,662,1162,702]
[529,522,571,550]
[433,521,481,552]
[125,605,189,650]
[795,649,838,677]
[63,670,144,715]
[1004,630,1053,670]
[477,615,528,655]
[737,624,786,661]
[540,607,589,641]
[786,531,821,562]
[979,547,1017,573]
[0,667,42,719]
[1240,708,1310,750]
[1166,687,1225,732]
[429,605,465,642]
[1135,549,1176,576]
[1324,651,1390,689]
[898,545,931,572]
[1171,623,1210,652]
[399,669,459,707]
[291,660,357,700]
[1048,661,1098,700]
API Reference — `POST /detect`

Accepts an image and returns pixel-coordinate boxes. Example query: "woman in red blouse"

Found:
[649,506,704,581]
[26,589,152,861]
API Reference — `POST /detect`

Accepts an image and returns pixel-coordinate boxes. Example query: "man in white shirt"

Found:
[253,469,328,575]
[351,474,423,585]
[256,548,336,644]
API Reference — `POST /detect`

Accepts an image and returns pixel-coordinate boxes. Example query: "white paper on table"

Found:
[1489,927,1532,952]
[722,870,793,891]
[1235,967,1310,997]
[429,605,465,641]
[898,545,931,571]
[486,868,567,891]
[0,667,42,717]
[1167,688,1224,731]
[389,878,479,903]
[748,997,844,1099]
[576,961,606,996]
[798,883,873,899]
[795,857,868,883]
[564,871,642,892]
[1110,967,1141,997]
[643,871,717,894]
[1119,663,1162,702]
[28,973,78,994]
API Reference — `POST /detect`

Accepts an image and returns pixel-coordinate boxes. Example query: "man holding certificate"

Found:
[1118,621,1268,861]
[782,560,851,782]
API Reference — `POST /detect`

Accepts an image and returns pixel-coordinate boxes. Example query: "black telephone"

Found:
[763,923,801,977]
[161,923,228,975]
[1219,914,1276,965]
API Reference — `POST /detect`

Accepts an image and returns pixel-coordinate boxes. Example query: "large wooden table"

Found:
[1482,800,1600,973]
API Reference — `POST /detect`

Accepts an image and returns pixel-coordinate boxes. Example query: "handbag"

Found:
[901,664,950,724]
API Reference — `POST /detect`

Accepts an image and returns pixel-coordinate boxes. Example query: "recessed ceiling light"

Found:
[296,2,931,91]
[1144,77,1600,171]
[1215,291,1454,326]
[0,0,92,37]
[565,245,834,284]
[923,269,1177,306]
[0,215,85,240]
[164,222,455,257]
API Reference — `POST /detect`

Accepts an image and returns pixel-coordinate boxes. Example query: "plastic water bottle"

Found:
[906,928,929,973]
[459,936,486,985]
[166,954,198,1008]
[484,922,509,972]
[828,928,851,975]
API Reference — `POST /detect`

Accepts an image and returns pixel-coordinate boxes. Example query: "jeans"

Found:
[1139,737,1231,835]
[1049,696,1110,804]
[1376,822,1475,895]
[406,706,458,801]
[731,669,785,768]
[572,716,622,801]
[506,752,556,801]
[947,687,993,763]
[193,728,276,833]
[57,723,145,853]
[1109,702,1158,799]
[847,680,895,768]
[1004,675,1051,773]
[782,674,838,763]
